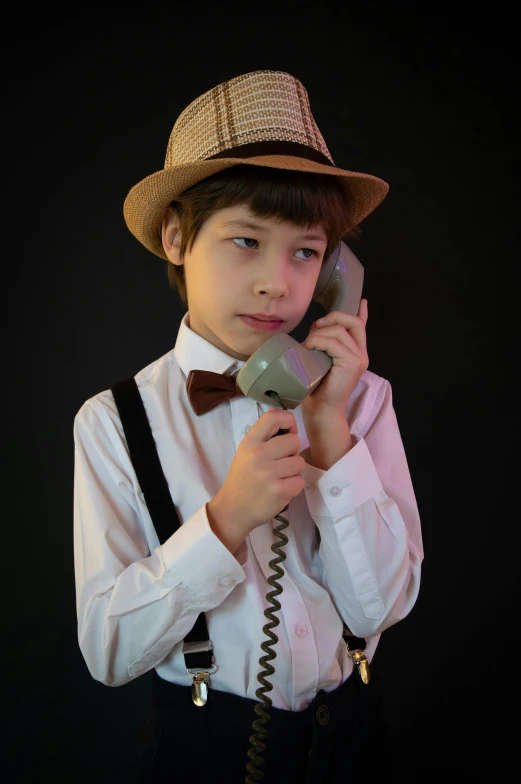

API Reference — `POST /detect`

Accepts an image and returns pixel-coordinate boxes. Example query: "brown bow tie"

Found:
[186,369,246,416]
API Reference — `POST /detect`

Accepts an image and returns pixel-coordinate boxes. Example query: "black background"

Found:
[5,6,517,782]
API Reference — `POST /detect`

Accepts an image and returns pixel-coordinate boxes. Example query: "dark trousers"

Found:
[131,668,393,784]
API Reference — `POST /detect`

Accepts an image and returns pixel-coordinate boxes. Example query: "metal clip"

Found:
[191,672,210,706]
[186,663,217,707]
[347,649,371,684]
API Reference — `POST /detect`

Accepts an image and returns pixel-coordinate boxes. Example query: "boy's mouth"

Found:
[239,314,285,332]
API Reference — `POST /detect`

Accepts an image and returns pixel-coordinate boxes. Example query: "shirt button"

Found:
[316,704,330,725]
[328,485,342,497]
[295,624,308,637]
[218,577,234,588]
[241,425,251,435]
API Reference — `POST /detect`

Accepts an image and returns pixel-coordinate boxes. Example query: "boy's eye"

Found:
[233,237,258,249]
[232,237,318,260]
[298,248,317,260]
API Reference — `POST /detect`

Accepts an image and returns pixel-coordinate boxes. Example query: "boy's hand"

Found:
[207,409,305,551]
[300,299,369,421]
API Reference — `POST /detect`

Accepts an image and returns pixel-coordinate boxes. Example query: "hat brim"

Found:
[123,155,389,261]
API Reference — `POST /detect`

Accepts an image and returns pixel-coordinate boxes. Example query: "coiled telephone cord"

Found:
[245,391,290,783]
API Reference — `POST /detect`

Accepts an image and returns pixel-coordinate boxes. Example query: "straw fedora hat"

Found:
[123,70,390,261]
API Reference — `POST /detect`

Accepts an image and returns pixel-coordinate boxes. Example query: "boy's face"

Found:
[163,204,328,361]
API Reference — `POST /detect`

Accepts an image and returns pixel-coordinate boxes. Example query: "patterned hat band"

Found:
[123,70,389,261]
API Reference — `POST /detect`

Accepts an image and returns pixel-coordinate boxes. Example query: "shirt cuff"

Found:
[158,505,246,601]
[301,436,383,518]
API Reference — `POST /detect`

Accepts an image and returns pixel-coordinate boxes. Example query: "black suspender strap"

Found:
[110,376,213,673]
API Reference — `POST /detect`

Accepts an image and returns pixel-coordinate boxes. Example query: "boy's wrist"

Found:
[303,413,353,471]
[206,497,249,556]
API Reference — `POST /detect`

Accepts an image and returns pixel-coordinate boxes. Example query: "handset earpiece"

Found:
[312,241,364,315]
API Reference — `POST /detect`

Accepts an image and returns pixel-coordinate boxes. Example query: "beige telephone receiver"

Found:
[242,240,365,781]
[236,240,364,406]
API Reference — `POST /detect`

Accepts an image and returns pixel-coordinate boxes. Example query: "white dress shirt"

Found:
[73,311,423,711]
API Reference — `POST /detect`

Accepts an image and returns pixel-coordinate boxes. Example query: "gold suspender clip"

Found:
[347,649,371,684]
[343,625,370,685]
[183,640,218,707]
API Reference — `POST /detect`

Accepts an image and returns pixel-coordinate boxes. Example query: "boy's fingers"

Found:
[254,408,297,439]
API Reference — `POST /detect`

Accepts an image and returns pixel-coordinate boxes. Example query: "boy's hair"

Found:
[166,164,361,307]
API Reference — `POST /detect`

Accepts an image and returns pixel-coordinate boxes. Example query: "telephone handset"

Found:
[236,240,364,409]
[243,241,365,782]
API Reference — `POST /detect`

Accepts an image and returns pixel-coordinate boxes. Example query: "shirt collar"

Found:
[174,312,247,379]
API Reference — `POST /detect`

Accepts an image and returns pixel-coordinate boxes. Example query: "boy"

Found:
[73,70,423,783]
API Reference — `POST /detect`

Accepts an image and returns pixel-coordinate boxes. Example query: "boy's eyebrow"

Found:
[218,219,327,243]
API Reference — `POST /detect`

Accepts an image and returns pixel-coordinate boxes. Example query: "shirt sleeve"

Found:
[300,377,423,639]
[73,400,246,687]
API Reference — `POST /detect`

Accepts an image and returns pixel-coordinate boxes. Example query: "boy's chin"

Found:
[225,333,278,361]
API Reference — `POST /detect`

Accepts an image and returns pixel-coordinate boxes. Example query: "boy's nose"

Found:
[255,280,289,299]
[254,261,290,298]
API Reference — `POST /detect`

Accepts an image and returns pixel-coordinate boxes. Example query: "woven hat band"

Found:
[207,140,333,167]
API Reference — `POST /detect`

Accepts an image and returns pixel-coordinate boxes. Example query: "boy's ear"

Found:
[161,206,182,266]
